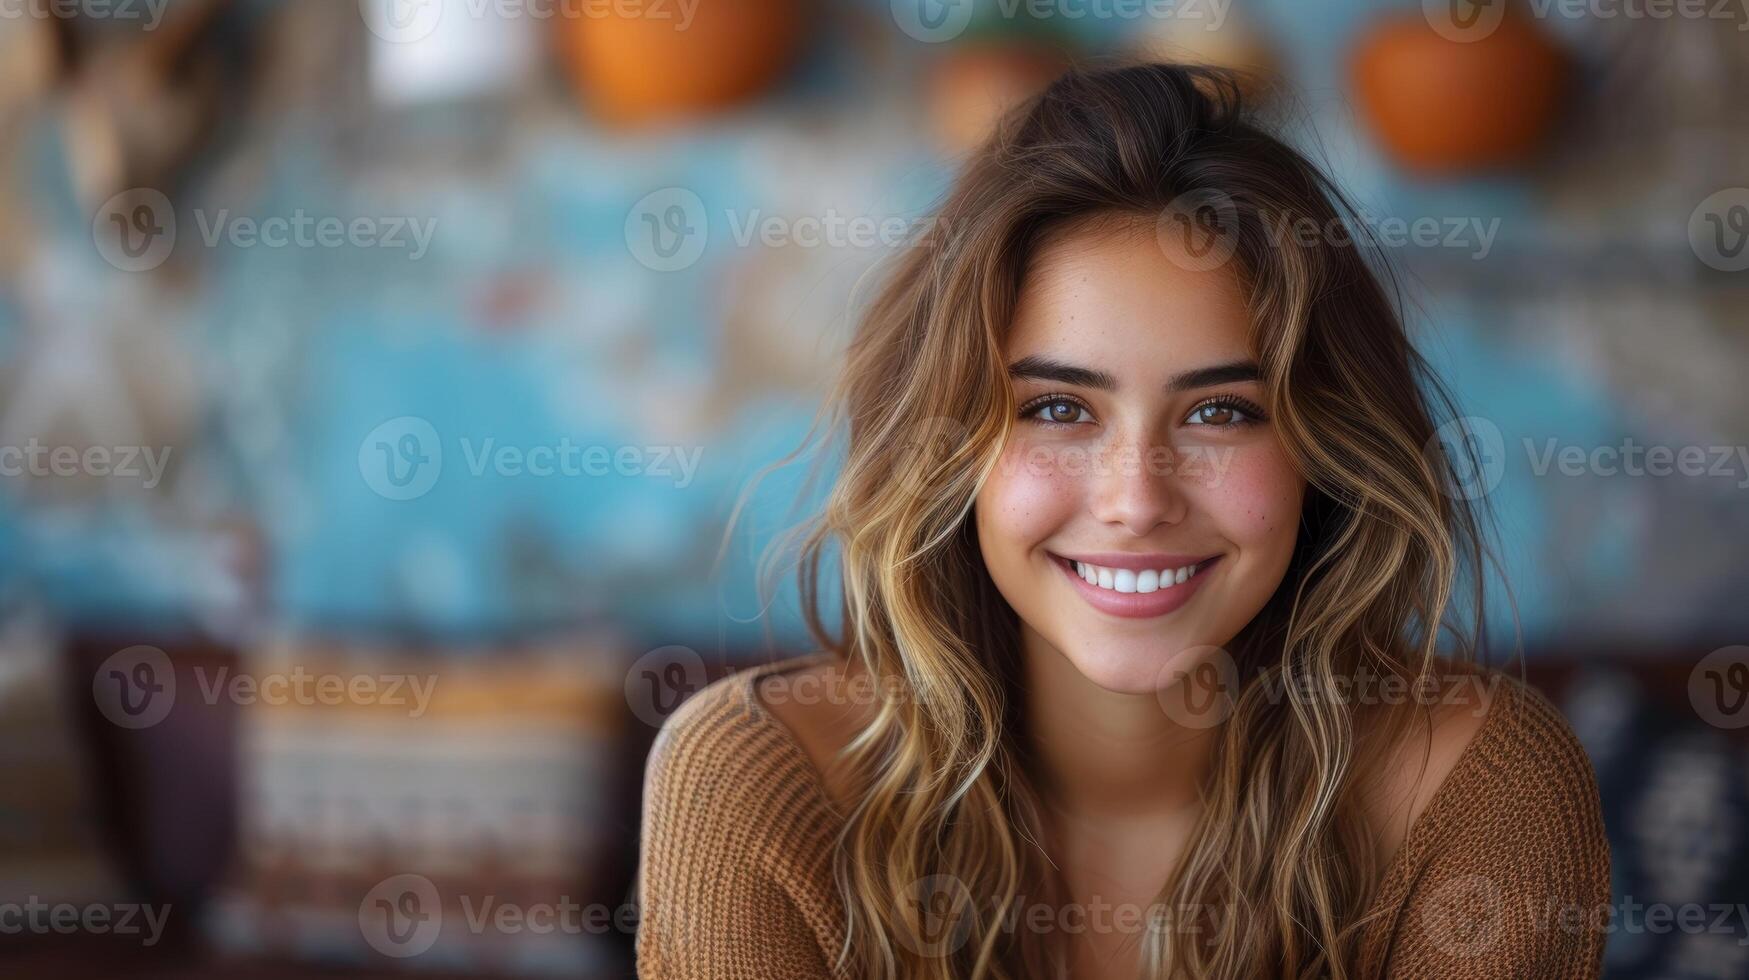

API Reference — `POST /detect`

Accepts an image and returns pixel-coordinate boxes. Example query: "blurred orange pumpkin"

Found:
[1349,9,1568,175]
[928,44,1069,158]
[553,0,806,125]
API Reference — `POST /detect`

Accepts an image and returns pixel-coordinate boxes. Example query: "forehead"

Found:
[1006,220,1253,374]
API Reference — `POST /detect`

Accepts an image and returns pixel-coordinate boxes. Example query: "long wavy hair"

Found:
[784,62,1499,979]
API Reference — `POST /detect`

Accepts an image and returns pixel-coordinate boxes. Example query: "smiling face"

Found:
[974,218,1307,695]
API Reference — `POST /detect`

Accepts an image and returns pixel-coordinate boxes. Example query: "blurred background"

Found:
[1,0,1747,976]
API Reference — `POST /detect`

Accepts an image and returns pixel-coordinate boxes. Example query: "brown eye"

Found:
[1184,398,1263,427]
[1025,397,1092,425]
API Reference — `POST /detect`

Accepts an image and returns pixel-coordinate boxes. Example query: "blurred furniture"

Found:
[208,634,634,976]
[1526,654,1749,978]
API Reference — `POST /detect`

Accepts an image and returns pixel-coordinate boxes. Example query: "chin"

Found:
[1054,634,1216,696]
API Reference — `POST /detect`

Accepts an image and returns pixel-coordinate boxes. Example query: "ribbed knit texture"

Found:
[636,655,1611,978]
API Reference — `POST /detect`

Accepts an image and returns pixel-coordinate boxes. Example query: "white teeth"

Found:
[1070,559,1204,594]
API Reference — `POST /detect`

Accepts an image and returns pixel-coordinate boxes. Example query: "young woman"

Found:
[636,64,1610,979]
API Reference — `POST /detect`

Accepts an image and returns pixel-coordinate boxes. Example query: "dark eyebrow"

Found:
[1168,361,1260,392]
[1008,355,1261,393]
[1006,355,1117,391]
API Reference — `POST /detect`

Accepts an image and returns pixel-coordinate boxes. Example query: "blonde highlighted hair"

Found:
[776,63,1501,979]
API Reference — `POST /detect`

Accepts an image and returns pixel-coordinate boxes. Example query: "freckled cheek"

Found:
[976,441,1084,552]
[1182,448,1305,549]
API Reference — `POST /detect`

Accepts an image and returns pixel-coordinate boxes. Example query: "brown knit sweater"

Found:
[636,654,1611,978]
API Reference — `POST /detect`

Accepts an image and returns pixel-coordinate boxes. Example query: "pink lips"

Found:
[1051,553,1219,619]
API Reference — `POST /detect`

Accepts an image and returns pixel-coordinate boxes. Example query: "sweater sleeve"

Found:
[1380,679,1612,979]
[634,673,844,980]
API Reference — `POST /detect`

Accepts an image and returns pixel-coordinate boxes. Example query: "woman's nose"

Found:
[1085,437,1189,536]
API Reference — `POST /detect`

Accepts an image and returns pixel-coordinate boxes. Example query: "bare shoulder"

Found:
[1371,668,1611,974]
[754,656,878,811]
[1361,658,1605,865]
[1359,657,1503,868]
